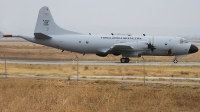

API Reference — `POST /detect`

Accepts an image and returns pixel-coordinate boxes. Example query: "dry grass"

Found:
[0,42,199,62]
[0,63,199,78]
[0,42,199,112]
[0,78,200,112]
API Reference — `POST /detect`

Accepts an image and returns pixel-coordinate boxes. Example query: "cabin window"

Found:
[180,38,188,44]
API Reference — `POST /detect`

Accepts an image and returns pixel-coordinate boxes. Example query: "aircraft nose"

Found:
[188,44,198,54]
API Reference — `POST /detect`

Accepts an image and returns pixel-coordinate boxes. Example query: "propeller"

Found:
[147,37,156,55]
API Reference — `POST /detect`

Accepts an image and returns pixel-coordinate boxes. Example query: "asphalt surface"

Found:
[0,59,200,66]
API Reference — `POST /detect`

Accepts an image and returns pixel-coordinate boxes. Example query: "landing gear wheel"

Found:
[173,59,178,63]
[120,58,130,63]
[125,58,130,63]
[120,58,126,63]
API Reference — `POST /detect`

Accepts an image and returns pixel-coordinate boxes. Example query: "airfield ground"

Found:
[0,78,200,112]
[0,63,199,78]
[0,40,200,111]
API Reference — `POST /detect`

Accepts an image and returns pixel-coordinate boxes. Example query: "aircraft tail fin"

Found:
[34,6,81,35]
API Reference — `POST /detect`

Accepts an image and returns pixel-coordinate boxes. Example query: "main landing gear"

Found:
[120,57,179,63]
[120,58,130,63]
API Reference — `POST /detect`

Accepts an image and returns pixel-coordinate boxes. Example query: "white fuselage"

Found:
[21,35,191,57]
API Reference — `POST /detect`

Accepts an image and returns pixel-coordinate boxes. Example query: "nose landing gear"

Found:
[120,58,130,63]
[173,56,178,63]
[173,59,178,63]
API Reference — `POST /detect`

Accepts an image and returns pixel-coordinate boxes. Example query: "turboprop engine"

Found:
[96,53,108,57]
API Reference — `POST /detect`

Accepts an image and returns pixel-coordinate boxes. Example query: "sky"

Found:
[0,0,200,36]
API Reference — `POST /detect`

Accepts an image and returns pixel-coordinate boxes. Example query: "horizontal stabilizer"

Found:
[34,33,51,39]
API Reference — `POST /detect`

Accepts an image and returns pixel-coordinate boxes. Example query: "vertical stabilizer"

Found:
[34,6,81,35]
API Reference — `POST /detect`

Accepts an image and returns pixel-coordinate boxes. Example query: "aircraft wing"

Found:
[107,42,148,53]
[110,43,133,51]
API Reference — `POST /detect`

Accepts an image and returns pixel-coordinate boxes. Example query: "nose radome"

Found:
[188,44,198,54]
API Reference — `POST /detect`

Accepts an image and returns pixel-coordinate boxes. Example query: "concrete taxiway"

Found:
[0,74,199,86]
[0,59,200,66]
[0,59,199,86]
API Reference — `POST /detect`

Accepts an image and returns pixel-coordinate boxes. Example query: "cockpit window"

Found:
[180,38,188,44]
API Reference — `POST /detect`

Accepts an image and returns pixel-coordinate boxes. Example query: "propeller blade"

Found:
[147,37,156,56]
[152,37,154,45]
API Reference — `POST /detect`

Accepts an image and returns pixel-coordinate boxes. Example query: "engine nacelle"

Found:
[113,53,120,56]
[96,53,108,57]
[129,53,141,57]
[123,52,142,58]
